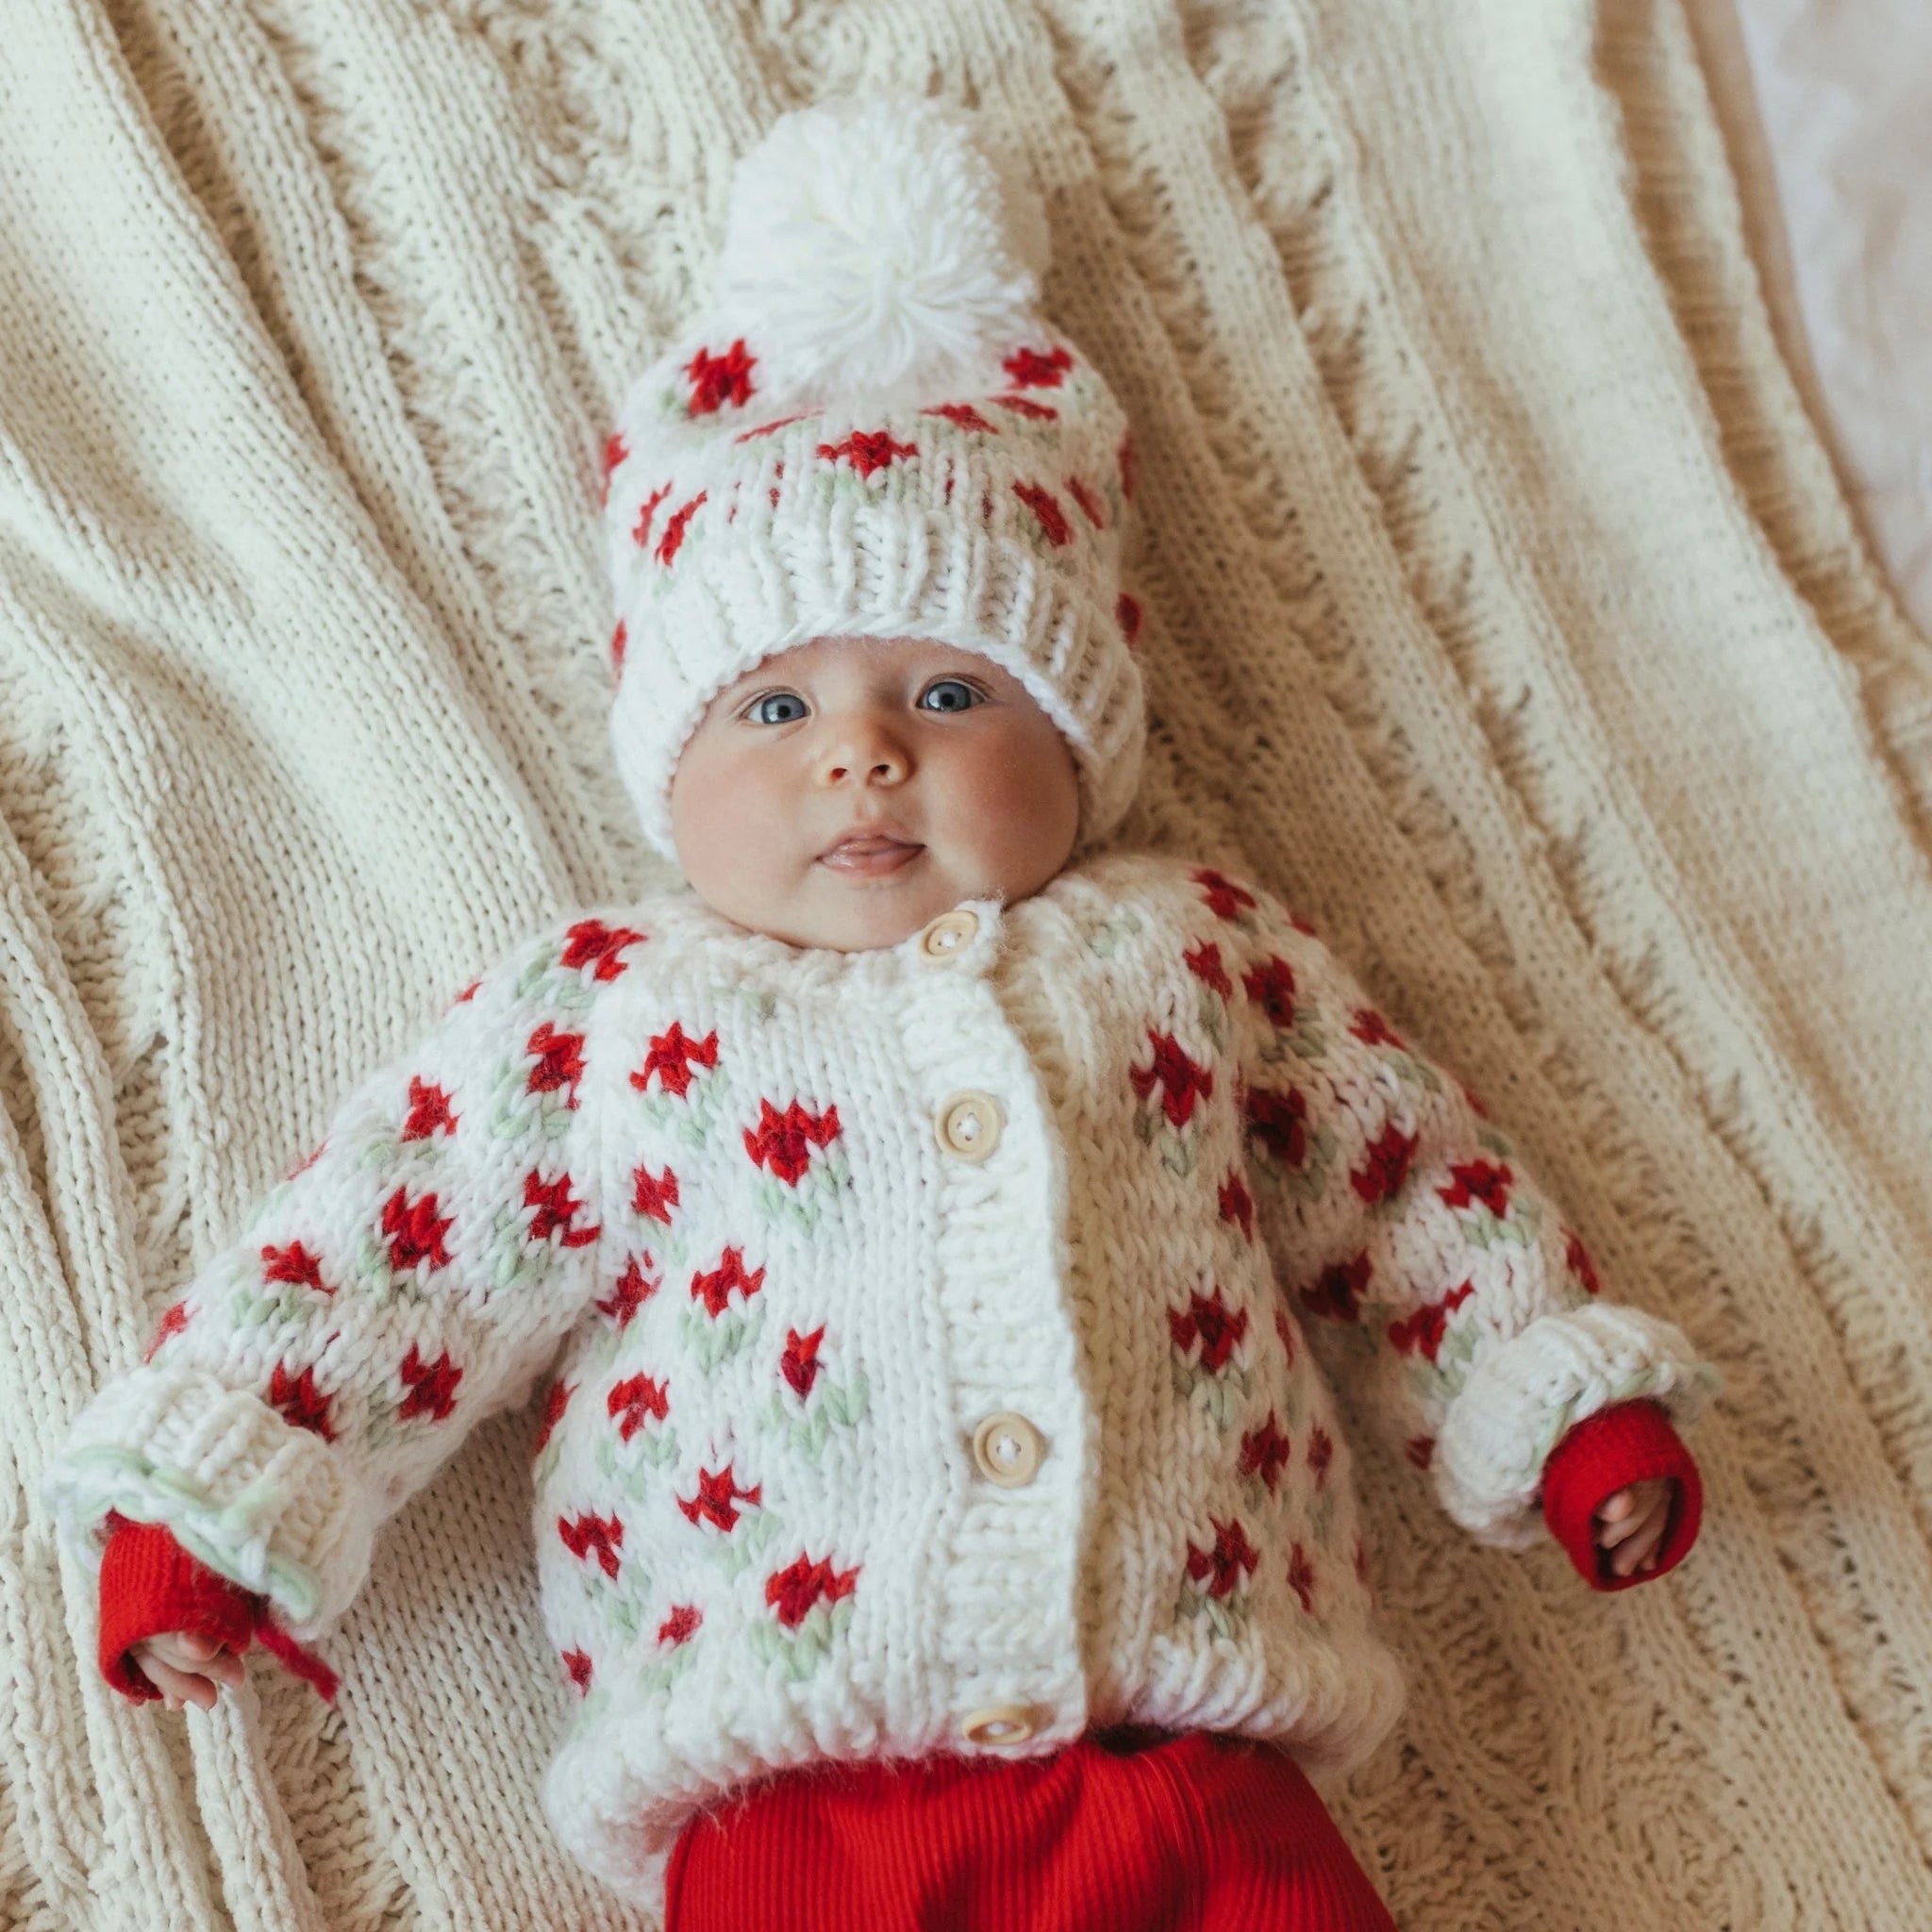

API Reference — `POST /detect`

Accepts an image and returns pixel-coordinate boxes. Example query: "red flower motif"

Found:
[993,392,1058,422]
[562,919,647,981]
[1386,1282,1474,1364]
[601,430,627,494]
[1351,1125,1419,1205]
[1242,956,1297,1029]
[525,1170,600,1247]
[1438,1159,1513,1217]
[1116,592,1141,644]
[632,482,672,549]
[656,491,708,565]
[1184,941,1232,998]
[144,1300,192,1363]
[923,401,999,434]
[262,1241,332,1293]
[534,1379,572,1455]
[1240,1412,1291,1492]
[607,1373,669,1442]
[1287,1543,1316,1614]
[1244,1085,1307,1166]
[743,1098,841,1186]
[690,1245,765,1318]
[782,1324,825,1399]
[677,1462,762,1534]
[595,1253,659,1326]
[817,430,919,478]
[1003,344,1074,389]
[558,1511,624,1578]
[382,1187,453,1273]
[766,1552,860,1629]
[1564,1228,1601,1296]
[1066,475,1107,528]
[686,339,756,415]
[1218,1172,1255,1240]
[1299,1252,1372,1324]
[1130,1030,1215,1128]
[735,412,807,442]
[400,1077,458,1141]
[1186,1516,1261,1599]
[633,1022,720,1098]
[1406,1436,1435,1471]
[1349,1008,1406,1050]
[450,982,480,1008]
[269,1363,335,1441]
[658,1604,702,1645]
[1013,480,1072,546]
[1274,1306,1297,1369]
[1307,1424,1334,1487]
[610,621,626,675]
[632,1163,680,1225]
[1191,867,1257,922]
[1118,430,1136,501]
[563,1648,593,1693]
[397,1345,462,1422]
[1169,1288,1249,1374]
[525,1023,587,1108]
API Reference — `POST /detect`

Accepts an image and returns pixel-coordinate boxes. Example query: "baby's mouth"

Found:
[816,834,925,877]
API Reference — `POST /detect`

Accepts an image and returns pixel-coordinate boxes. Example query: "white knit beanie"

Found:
[601,94,1146,865]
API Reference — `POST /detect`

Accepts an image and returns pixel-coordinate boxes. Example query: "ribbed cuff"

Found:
[1541,1399,1704,1591]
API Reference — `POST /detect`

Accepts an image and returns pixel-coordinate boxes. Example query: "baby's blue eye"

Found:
[750,691,808,725]
[921,679,981,714]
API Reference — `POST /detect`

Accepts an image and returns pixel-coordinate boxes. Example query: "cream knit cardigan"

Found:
[4,3,1931,1929]
[42,854,1715,1912]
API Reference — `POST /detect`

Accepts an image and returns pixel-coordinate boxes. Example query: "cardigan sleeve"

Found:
[42,910,648,1646]
[1227,879,1721,1555]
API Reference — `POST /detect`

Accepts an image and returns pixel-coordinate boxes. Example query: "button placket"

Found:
[972,1411,1044,1487]
[935,1091,1004,1161]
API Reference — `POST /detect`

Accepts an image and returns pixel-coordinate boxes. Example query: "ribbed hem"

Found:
[1541,1398,1704,1591]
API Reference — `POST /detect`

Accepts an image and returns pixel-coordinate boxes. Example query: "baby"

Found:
[46,98,1718,1929]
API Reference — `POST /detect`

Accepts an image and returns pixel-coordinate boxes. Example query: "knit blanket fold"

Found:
[3,3,1929,1928]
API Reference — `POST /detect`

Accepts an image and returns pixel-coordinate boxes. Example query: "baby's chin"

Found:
[710,853,995,954]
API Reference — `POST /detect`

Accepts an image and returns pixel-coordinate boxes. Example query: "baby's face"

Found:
[668,635,1082,952]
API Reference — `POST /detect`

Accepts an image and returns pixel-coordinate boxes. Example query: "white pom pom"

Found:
[716,96,1048,402]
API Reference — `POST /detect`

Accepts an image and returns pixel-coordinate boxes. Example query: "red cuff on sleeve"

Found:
[97,1512,338,1703]
[1540,1398,1704,1591]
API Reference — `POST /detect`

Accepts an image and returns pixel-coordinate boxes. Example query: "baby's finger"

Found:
[1596,1506,1653,1549]
[174,1631,221,1662]
[1595,1491,1634,1525]
[139,1655,222,1710]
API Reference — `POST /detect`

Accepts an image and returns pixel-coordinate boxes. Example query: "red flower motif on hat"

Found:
[1307,1424,1334,1486]
[601,432,628,497]
[525,1169,600,1247]
[1066,475,1107,529]
[782,1324,825,1399]
[1349,1008,1406,1050]
[263,1240,333,1292]
[1218,1172,1255,1240]
[563,919,647,981]
[1191,867,1257,921]
[656,491,708,565]
[1386,1281,1474,1364]
[595,1253,659,1327]
[525,1024,587,1108]
[563,1649,593,1693]
[993,393,1058,422]
[534,1378,572,1454]
[1287,1542,1316,1614]
[632,483,672,550]
[743,1098,841,1186]
[382,1187,453,1272]
[1015,480,1072,546]
[558,1510,624,1578]
[1130,1029,1215,1127]
[144,1300,192,1362]
[767,1552,859,1629]
[1169,1286,1249,1374]
[659,1604,702,1646]
[608,1372,669,1442]
[818,430,920,478]
[609,620,626,675]
[1438,1159,1513,1217]
[632,1163,680,1225]
[691,1245,764,1317]
[735,412,807,443]
[1564,1228,1601,1295]
[1351,1124,1419,1205]
[633,1022,720,1098]
[1299,1251,1372,1324]
[923,401,999,434]
[1243,956,1297,1029]
[1003,344,1074,389]
[1116,593,1141,644]
[1183,941,1233,998]
[677,1461,762,1533]
[1185,1516,1260,1598]
[1240,1411,1291,1493]
[1244,1085,1307,1166]
[269,1362,335,1441]
[685,339,756,415]
[397,1345,462,1422]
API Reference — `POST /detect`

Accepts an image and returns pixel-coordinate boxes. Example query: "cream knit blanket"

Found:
[3,3,1929,1928]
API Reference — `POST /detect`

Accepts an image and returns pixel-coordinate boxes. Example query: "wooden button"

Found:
[917,909,979,960]
[935,1091,1003,1161]
[972,1412,1044,1488]
[961,1704,1039,1747]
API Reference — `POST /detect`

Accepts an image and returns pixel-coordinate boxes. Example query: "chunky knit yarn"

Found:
[44,853,1715,1913]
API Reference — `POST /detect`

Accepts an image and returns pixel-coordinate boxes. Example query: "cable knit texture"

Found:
[6,5,1932,1931]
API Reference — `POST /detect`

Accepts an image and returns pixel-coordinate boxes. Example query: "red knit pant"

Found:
[665,1726,1399,1930]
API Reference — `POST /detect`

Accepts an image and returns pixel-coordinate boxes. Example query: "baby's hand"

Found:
[132,1631,247,1710]
[1594,1477,1676,1579]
